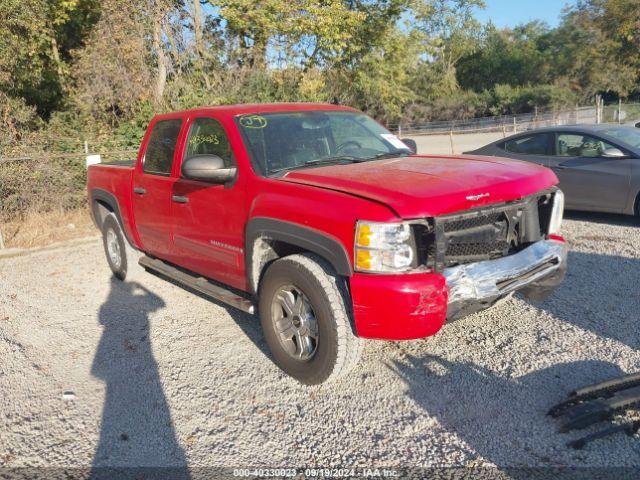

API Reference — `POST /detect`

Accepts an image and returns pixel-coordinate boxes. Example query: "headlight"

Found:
[355,221,415,273]
[549,190,564,235]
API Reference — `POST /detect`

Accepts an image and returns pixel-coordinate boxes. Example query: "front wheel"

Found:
[258,253,363,385]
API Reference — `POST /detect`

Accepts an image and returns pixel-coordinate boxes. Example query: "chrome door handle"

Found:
[133,187,146,194]
[172,195,189,204]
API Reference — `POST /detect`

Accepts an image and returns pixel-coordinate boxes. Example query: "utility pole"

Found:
[618,98,622,124]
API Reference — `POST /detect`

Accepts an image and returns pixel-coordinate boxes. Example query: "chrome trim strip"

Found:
[444,239,567,309]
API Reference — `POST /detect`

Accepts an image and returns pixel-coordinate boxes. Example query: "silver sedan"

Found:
[466,125,640,217]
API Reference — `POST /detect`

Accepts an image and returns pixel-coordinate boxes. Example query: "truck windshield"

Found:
[236,111,411,175]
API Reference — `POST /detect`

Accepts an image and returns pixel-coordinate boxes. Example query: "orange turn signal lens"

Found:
[356,249,372,270]
[356,224,371,247]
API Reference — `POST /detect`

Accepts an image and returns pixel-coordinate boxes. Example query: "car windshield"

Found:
[600,127,640,149]
[236,110,411,175]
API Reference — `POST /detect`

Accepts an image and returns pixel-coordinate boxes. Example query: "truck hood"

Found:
[280,154,558,218]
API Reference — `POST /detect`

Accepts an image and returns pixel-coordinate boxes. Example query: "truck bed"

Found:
[86,162,136,243]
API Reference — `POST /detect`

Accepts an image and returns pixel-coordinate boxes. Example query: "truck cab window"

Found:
[185,117,235,167]
[143,119,182,175]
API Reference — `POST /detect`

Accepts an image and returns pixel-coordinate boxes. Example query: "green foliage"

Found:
[113,102,156,148]
[403,89,491,123]
[209,0,365,67]
[488,84,578,116]
[413,0,486,93]
[2,0,640,220]
[0,0,99,118]
[543,1,638,99]
[457,22,552,92]
[327,27,418,123]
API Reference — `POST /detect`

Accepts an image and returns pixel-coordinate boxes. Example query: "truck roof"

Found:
[154,102,358,120]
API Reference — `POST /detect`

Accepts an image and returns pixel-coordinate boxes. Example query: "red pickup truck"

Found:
[87,103,567,384]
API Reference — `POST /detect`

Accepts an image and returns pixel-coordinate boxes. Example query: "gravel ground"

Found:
[1,212,640,473]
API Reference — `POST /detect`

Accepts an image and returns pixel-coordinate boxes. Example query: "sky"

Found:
[474,0,577,29]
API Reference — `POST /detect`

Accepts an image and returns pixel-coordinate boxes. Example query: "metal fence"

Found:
[391,103,640,137]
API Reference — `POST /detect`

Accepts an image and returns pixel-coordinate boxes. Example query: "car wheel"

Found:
[258,253,364,385]
[101,212,142,281]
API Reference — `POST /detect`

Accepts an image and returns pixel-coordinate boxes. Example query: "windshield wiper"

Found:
[368,151,411,161]
[269,156,360,176]
[304,156,361,166]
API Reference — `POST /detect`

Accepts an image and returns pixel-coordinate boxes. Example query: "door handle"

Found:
[172,195,189,204]
[133,187,146,195]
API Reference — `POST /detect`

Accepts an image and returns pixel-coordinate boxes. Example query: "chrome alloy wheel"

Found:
[271,285,319,360]
[106,228,122,269]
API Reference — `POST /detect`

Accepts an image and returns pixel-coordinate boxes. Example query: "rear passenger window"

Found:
[143,119,182,175]
[184,117,235,167]
[502,133,551,155]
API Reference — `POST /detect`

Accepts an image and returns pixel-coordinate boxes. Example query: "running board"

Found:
[139,256,256,314]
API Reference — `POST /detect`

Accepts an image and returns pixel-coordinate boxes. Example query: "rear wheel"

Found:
[258,253,363,385]
[101,213,142,281]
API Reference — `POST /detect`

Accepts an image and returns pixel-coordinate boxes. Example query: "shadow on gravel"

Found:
[148,271,272,360]
[533,250,640,350]
[565,211,638,227]
[90,277,190,479]
[390,354,627,475]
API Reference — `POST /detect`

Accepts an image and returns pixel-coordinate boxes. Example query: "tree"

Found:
[71,0,153,121]
[207,0,365,68]
[456,22,552,92]
[412,0,486,95]
[327,26,418,122]
[544,0,637,99]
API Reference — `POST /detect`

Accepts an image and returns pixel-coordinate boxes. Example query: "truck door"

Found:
[548,132,631,212]
[170,116,247,290]
[131,118,183,258]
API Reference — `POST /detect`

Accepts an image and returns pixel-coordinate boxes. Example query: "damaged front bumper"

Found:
[444,239,568,320]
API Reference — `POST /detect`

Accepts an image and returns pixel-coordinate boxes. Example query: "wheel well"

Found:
[93,200,114,228]
[250,237,311,293]
[635,191,640,216]
[246,218,353,294]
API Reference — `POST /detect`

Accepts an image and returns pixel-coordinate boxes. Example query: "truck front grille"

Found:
[437,210,520,268]
[416,191,557,271]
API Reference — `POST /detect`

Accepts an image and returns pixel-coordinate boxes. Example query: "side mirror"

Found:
[181,155,237,183]
[602,147,626,158]
[400,138,417,154]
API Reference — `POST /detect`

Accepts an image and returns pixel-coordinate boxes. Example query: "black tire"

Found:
[101,212,142,281]
[258,253,364,385]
